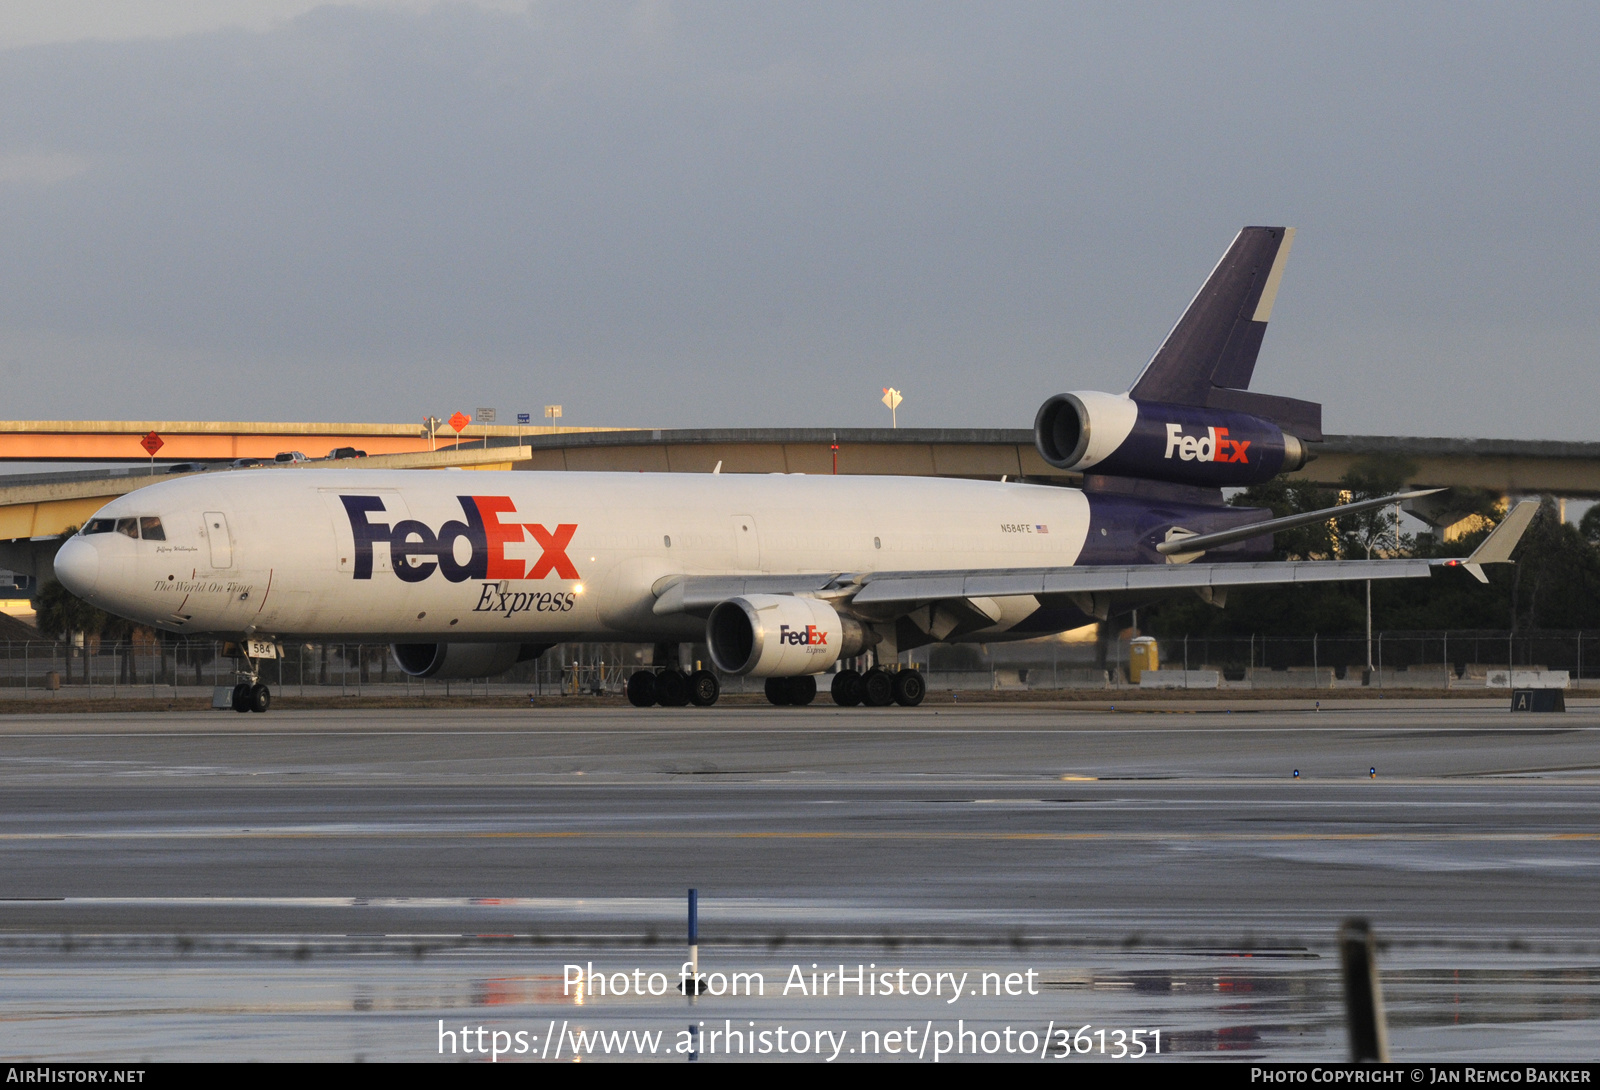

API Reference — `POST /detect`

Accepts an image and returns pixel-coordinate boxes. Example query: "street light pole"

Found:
[1366,540,1373,674]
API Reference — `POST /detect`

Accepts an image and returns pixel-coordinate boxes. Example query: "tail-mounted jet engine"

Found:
[391,642,551,679]
[1034,391,1310,487]
[707,595,874,677]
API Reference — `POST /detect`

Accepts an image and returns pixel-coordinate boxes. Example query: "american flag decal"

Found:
[1036,525,1049,534]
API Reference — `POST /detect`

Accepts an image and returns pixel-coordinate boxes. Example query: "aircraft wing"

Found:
[653,500,1538,617]
[654,558,1437,616]
[846,557,1439,606]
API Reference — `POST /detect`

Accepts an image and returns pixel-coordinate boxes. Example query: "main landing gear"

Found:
[764,675,817,706]
[763,667,925,707]
[828,667,925,708]
[624,666,926,709]
[754,667,926,708]
[627,669,721,708]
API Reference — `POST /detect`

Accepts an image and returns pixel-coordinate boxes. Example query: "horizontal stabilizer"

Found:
[1457,499,1540,582]
[1201,386,1323,442]
[1156,489,1443,558]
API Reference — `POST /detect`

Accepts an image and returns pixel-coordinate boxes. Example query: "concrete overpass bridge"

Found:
[500,428,1600,500]
[0,419,602,462]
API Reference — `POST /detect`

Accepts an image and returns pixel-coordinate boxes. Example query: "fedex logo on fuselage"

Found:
[339,495,578,583]
[1163,424,1251,464]
[779,624,827,646]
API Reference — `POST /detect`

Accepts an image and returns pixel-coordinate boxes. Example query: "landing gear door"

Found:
[202,512,233,569]
[731,514,761,571]
[321,489,411,575]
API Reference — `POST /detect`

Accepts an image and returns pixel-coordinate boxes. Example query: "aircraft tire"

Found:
[787,675,817,706]
[230,683,252,713]
[656,669,691,707]
[626,670,658,708]
[830,670,863,707]
[862,668,896,707]
[892,670,926,707]
[249,684,271,713]
[764,677,792,706]
[688,670,720,707]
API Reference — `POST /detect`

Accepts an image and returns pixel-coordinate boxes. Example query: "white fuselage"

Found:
[55,470,1093,643]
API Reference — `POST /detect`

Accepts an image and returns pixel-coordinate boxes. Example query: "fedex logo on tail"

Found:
[779,624,827,646]
[1163,424,1251,464]
[340,495,577,583]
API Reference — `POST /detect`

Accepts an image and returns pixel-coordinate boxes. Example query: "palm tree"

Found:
[35,579,109,683]
[1335,457,1418,674]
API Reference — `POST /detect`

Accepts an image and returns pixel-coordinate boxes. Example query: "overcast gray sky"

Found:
[0,1,1595,437]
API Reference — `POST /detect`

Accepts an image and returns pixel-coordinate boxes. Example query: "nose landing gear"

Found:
[230,681,271,713]
[230,640,272,713]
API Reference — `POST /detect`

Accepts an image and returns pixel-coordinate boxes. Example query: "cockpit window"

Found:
[82,516,166,540]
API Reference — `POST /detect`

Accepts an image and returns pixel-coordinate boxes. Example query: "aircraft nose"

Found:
[53,537,100,599]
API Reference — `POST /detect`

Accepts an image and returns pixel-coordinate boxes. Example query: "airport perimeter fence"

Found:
[0,630,1595,700]
[0,639,646,700]
[1134,630,1600,677]
[1107,630,1600,690]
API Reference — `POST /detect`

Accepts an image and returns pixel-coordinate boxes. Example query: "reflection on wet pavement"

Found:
[1,705,1597,1061]
[2,939,1597,1061]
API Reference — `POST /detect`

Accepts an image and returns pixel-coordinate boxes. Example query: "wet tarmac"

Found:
[0,700,1596,1061]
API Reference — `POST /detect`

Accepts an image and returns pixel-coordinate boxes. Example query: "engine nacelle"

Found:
[706,595,874,677]
[1034,391,1309,487]
[391,642,550,679]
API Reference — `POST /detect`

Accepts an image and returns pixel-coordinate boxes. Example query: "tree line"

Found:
[1141,457,1600,638]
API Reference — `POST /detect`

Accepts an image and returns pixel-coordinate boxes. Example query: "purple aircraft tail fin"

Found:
[1128,227,1322,440]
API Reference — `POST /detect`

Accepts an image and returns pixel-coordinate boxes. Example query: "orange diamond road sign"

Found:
[448,411,470,433]
[140,432,164,456]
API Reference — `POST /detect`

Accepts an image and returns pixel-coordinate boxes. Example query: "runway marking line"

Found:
[0,830,1595,842]
[3,725,1598,741]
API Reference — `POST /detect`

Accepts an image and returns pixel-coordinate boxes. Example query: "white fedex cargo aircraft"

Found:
[53,228,1534,712]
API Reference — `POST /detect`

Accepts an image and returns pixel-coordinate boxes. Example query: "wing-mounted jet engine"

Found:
[706,594,875,677]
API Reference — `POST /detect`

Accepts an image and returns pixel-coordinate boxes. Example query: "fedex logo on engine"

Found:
[779,624,827,647]
[1163,424,1251,464]
[339,495,577,583]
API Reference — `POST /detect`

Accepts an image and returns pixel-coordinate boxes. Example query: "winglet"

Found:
[1460,500,1540,583]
